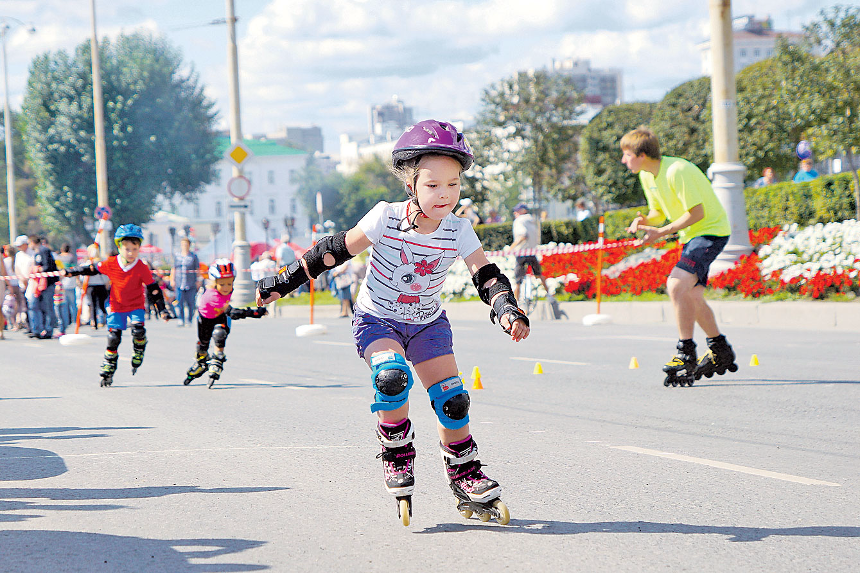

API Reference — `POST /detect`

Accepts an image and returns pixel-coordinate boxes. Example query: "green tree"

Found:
[580,102,655,211]
[736,57,810,180]
[650,77,713,173]
[469,70,583,212]
[22,32,218,243]
[800,5,860,218]
[0,111,38,242]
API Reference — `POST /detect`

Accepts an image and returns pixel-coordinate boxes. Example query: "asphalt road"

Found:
[1,311,858,572]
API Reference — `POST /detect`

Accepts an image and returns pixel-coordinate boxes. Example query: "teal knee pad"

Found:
[428,376,470,430]
[370,352,414,413]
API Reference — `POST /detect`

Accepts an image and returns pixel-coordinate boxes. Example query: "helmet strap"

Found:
[396,188,428,232]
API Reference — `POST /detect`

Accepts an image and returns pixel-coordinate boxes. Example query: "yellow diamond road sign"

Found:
[225,141,252,168]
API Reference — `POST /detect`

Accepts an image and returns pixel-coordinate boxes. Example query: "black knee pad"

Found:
[106,329,122,351]
[212,325,228,349]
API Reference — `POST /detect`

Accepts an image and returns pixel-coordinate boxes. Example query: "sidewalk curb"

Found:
[271,299,860,332]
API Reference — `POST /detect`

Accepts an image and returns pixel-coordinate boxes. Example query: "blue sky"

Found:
[2,0,854,154]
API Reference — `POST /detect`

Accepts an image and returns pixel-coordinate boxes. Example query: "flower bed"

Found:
[440,222,860,302]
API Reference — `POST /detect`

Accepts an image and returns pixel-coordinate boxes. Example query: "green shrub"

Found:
[475,216,601,250]
[745,171,857,228]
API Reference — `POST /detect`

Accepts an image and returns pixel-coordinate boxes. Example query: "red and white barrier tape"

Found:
[484,239,637,258]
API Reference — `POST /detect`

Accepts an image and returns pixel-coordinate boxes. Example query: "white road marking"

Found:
[611,445,840,486]
[510,356,588,366]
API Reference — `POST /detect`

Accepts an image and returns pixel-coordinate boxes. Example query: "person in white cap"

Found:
[13,235,34,334]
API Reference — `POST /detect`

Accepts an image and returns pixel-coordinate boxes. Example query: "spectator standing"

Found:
[575,199,593,222]
[509,203,552,300]
[4,244,24,330]
[331,260,356,317]
[170,237,200,327]
[84,244,109,329]
[27,235,59,339]
[485,208,502,224]
[13,236,33,332]
[275,233,297,269]
[56,244,78,331]
[454,198,483,226]
[754,167,778,188]
[250,252,278,314]
[793,159,819,183]
[0,251,7,339]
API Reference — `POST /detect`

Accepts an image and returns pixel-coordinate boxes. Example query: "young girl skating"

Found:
[183,259,267,388]
[257,120,529,526]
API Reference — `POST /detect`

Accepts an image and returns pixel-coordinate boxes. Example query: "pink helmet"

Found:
[392,120,473,171]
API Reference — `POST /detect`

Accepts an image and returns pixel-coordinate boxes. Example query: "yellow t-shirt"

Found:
[638,156,730,243]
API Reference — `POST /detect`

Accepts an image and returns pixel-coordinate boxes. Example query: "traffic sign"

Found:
[228,200,250,212]
[95,205,112,220]
[227,175,251,199]
[225,141,253,168]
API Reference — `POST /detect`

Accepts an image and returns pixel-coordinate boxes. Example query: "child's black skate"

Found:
[100,350,118,387]
[207,351,226,388]
[376,418,416,526]
[695,334,738,380]
[130,328,146,375]
[663,339,697,387]
[441,436,509,525]
[184,352,209,385]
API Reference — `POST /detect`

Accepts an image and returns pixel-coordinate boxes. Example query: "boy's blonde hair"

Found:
[620,127,661,160]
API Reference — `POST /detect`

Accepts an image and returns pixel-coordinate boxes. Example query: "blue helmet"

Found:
[114,224,144,247]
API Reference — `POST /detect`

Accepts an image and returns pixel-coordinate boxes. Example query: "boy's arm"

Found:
[61,263,100,277]
[227,305,268,319]
[145,280,171,319]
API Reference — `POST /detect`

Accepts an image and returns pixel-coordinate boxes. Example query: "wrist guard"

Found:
[490,290,530,334]
[145,282,167,314]
[228,306,267,320]
[471,263,513,305]
[65,263,99,277]
[303,231,352,279]
[257,259,307,300]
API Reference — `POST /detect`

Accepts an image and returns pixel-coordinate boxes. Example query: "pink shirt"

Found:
[198,288,232,319]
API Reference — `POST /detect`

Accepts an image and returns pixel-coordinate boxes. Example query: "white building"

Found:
[146,137,309,263]
[550,58,623,107]
[697,15,804,75]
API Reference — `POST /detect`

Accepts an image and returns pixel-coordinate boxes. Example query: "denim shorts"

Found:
[676,235,729,286]
[353,310,453,365]
[514,255,542,283]
[106,308,146,330]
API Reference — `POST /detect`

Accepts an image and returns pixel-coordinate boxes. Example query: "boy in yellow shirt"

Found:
[620,127,737,387]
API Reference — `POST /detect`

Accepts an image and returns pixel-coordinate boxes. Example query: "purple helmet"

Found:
[392,119,473,171]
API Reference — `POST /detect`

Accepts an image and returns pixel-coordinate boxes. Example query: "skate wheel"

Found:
[478,512,491,522]
[663,377,671,387]
[492,500,510,525]
[399,498,410,527]
[671,380,679,387]
[183,379,191,386]
[457,498,473,518]
[728,363,738,372]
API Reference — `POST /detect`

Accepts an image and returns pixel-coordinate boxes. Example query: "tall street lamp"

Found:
[89,0,110,258]
[1,16,35,244]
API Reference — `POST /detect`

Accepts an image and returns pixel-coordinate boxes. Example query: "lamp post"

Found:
[261,217,270,246]
[225,0,253,304]
[707,0,752,273]
[88,0,111,259]
[1,16,35,244]
[211,221,220,259]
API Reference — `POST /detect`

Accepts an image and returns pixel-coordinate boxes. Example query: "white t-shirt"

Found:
[512,213,539,249]
[355,200,482,324]
[15,250,35,297]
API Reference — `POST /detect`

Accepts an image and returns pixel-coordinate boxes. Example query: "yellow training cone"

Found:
[472,375,483,390]
[629,357,639,369]
[470,366,481,380]
[533,362,543,375]
[750,354,759,367]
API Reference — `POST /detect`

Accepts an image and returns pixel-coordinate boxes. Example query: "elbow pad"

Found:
[257,260,308,300]
[471,263,513,305]
[145,282,167,314]
[303,231,352,279]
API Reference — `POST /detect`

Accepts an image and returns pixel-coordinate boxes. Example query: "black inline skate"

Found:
[207,351,226,388]
[184,352,209,385]
[100,350,118,387]
[663,339,697,387]
[441,436,509,525]
[376,418,416,526]
[695,334,738,380]
[130,330,146,375]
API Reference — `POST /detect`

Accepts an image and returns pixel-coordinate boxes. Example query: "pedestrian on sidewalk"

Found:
[170,237,200,327]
